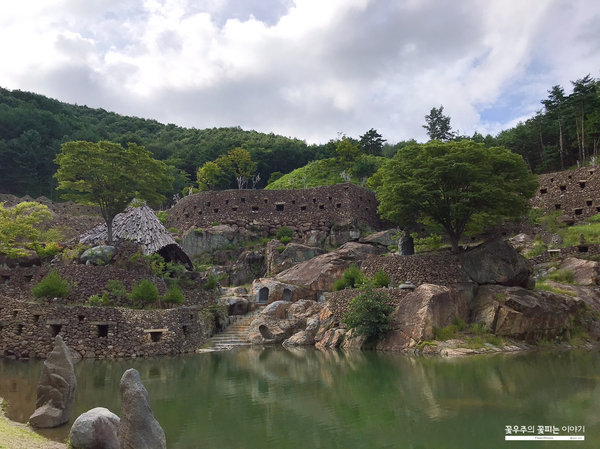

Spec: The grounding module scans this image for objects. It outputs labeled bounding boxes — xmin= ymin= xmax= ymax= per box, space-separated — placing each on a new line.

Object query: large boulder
xmin=29 ymin=335 xmax=77 ymax=428
xmin=282 ymin=318 xmax=321 ymax=347
xmin=181 ymin=225 xmax=258 ymax=257
xmin=471 ymin=284 xmax=584 ymax=339
xmin=459 ymin=238 xmax=531 ymax=287
xmin=69 ymin=407 xmax=120 ymax=449
xmin=276 ymin=242 xmax=385 ymax=292
xmin=80 ymin=246 xmax=116 ymax=266
xmin=359 ymin=229 xmax=398 ymax=247
xmin=266 ymin=240 xmax=327 ymax=276
xmin=377 ymin=284 xmax=470 ymax=351
xmin=558 ymin=258 xmax=600 ymax=285
xmin=0 ymin=249 xmax=41 ymax=268
xmin=118 ymin=368 xmax=166 ymax=449
xmin=229 ymin=250 xmax=265 ymax=286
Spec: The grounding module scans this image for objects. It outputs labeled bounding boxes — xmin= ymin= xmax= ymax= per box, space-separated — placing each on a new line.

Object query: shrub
xmin=129 ymin=279 xmax=159 ymax=308
xmin=163 ymin=286 xmax=185 ymax=305
xmin=88 ymin=292 xmax=110 ymax=306
xmin=204 ymin=274 xmax=218 ymax=290
xmin=275 ymin=226 xmax=293 ymax=240
xmin=343 ymin=264 xmax=365 ymax=288
xmin=452 ymin=317 xmax=467 ymax=331
xmin=278 ymin=246 xmax=286 ymax=253
xmin=35 ymin=242 xmax=62 ymax=259
xmin=168 ymin=227 xmax=179 ymax=234
xmin=412 ymin=233 xmax=443 ymax=252
xmin=525 ymin=243 xmax=548 ymax=259
xmin=471 ymin=323 xmax=490 ymax=335
xmin=280 ymin=236 xmax=292 ymax=244
xmin=107 ymin=279 xmax=127 ymax=299
xmin=156 ymin=210 xmax=168 ymax=225
xmin=32 ymin=269 xmax=71 ymax=298
xmin=548 ymin=269 xmax=575 ymax=284
xmin=343 ymin=287 xmax=394 ymax=346
xmin=372 ymin=269 xmax=390 ymax=288
xmin=333 ymin=278 xmax=349 ymax=291
xmin=433 ymin=325 xmax=458 ymax=341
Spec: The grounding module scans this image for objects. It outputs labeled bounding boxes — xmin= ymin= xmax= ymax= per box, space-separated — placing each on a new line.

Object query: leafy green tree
xmin=215 ymin=147 xmax=257 ymax=189
xmin=343 ymin=286 xmax=394 ymax=347
xmin=359 ymin=128 xmax=386 ymax=156
xmin=351 ymin=155 xmax=378 ymax=186
xmin=335 ymin=137 xmax=361 ymax=162
xmin=0 ymin=201 xmax=51 ymax=258
xmin=197 ymin=161 xmax=227 ymax=191
xmin=370 ymin=140 xmax=538 ymax=253
xmin=423 ymin=105 xmax=455 ymax=141
xmin=54 ymin=141 xmax=173 ymax=244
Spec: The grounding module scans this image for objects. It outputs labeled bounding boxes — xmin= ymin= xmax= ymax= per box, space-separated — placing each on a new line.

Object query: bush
xmin=548 ymin=268 xmax=575 ymax=284
xmin=280 ymin=236 xmax=292 ymax=244
xmin=129 ymin=279 xmax=159 ymax=308
xmin=107 ymin=279 xmax=127 ymax=299
xmin=278 ymin=246 xmax=286 ymax=253
xmin=35 ymin=242 xmax=62 ymax=259
xmin=88 ymin=292 xmax=110 ymax=306
xmin=342 ymin=287 xmax=394 ymax=346
xmin=275 ymin=226 xmax=293 ymax=240
xmin=163 ymin=286 xmax=185 ymax=305
xmin=433 ymin=325 xmax=458 ymax=341
xmin=471 ymin=323 xmax=490 ymax=336
xmin=372 ymin=269 xmax=390 ymax=288
xmin=156 ymin=210 xmax=168 ymax=225
xmin=333 ymin=264 xmax=366 ymax=291
xmin=32 ymin=269 xmax=71 ymax=298
xmin=204 ymin=274 xmax=218 ymax=290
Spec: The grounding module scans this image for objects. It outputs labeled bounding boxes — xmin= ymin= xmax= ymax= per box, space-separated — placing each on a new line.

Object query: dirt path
xmin=0 ymin=399 xmax=66 ymax=449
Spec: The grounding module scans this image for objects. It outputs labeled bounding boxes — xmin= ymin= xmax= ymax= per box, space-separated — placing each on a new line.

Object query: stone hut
xmin=79 ymin=206 xmax=192 ymax=268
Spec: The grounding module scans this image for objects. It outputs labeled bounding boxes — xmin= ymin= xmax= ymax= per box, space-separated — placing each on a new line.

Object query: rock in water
xmin=70 ymin=407 xmax=120 ymax=449
xmin=29 ymin=335 xmax=77 ymax=428
xmin=118 ymin=369 xmax=166 ymax=449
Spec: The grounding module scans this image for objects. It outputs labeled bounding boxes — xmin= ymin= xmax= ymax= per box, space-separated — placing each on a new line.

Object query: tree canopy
xmin=370 ymin=140 xmax=538 ymax=252
xmin=423 ymin=105 xmax=455 ymax=141
xmin=0 ymin=201 xmax=51 ymax=258
xmin=54 ymin=141 xmax=173 ymax=244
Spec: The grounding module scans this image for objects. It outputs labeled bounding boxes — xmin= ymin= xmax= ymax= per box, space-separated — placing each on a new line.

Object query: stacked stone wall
xmin=361 ymin=253 xmax=471 ymax=286
xmin=326 ymin=288 xmax=411 ymax=320
xmin=167 ymin=184 xmax=386 ymax=236
xmin=534 ymin=166 xmax=600 ymax=221
xmin=0 ymin=296 xmax=208 ymax=359
xmin=529 ymin=244 xmax=600 ymax=265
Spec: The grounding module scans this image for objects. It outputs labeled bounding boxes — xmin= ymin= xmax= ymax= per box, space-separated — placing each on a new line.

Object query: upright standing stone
xmin=398 ymin=236 xmax=414 ymax=256
xmin=118 ymin=369 xmax=166 ymax=449
xmin=29 ymin=335 xmax=77 ymax=428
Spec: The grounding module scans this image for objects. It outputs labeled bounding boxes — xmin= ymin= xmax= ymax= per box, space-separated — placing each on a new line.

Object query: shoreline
xmin=0 ymin=398 xmax=67 ymax=449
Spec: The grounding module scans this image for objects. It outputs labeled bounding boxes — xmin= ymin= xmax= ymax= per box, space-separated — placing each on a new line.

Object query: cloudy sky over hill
xmin=1 ymin=0 xmax=599 ymax=143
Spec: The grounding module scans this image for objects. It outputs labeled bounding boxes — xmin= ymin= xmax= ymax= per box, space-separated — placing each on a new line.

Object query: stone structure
xmin=0 ymin=295 xmax=208 ymax=359
xmin=29 ymin=335 xmax=77 ymax=428
xmin=534 ymin=166 xmax=600 ymax=221
xmin=166 ymin=184 xmax=387 ymax=236
xmin=118 ymin=368 xmax=166 ymax=449
xmin=69 ymin=407 xmax=120 ymax=449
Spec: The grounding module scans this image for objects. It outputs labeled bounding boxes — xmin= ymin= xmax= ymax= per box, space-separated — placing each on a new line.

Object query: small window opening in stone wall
xmin=258 ymin=287 xmax=269 ymax=303
xmin=313 ymin=198 xmax=316 ymax=203
xmin=591 ymin=170 xmax=595 ymax=175
xmin=264 ymin=198 xmax=268 ymax=203
xmin=241 ymin=197 xmax=246 ymax=203
xmin=555 ymin=204 xmax=561 ymax=210
xmin=596 ymin=207 xmax=600 ymax=212
xmin=575 ymin=209 xmax=583 ymax=216
xmin=579 ymin=182 xmax=586 ymax=189
xmin=78 ymin=315 xmax=85 ymax=322
xmin=214 ymin=208 xmax=219 ymax=213
xmin=276 ymin=204 xmax=284 ymax=211
xmin=259 ymin=325 xmax=273 ymax=339
xmin=283 ymin=288 xmax=292 ymax=301
xmin=13 ymin=310 xmax=18 ymax=318
xmin=150 ymin=331 xmax=162 ymax=342
xmin=190 ymin=313 xmax=195 ymax=320
xmin=184 ymin=213 xmax=189 ymax=218
xmin=193 ymin=205 xmax=197 ymax=209
xmin=328 ymin=196 xmax=332 ymax=201
xmin=24 ymin=275 xmax=33 ymax=282
xmin=225 ymin=200 xmax=229 ymax=204
xmin=568 ymin=175 xmax=572 ymax=179
xmin=365 ymin=207 xmax=369 ymax=211
xmin=550 ymin=178 xmax=554 ymax=182
xmin=252 ymin=206 xmax=259 ymax=211
xmin=540 ymin=188 xmax=547 ymax=194
xmin=587 ymin=200 xmax=593 ymax=206
xmin=319 ymin=205 xmax=324 ymax=210
xmin=579 ymin=246 xmax=589 ymax=253
xmin=291 ymin=200 xmax=296 ymax=204
xmin=336 ymin=203 xmax=341 ymax=208
xmin=206 ymin=201 xmax=211 ymax=207
xmin=97 ymin=325 xmax=108 ymax=338
xmin=17 ymin=324 xmax=24 ymax=335
xmin=198 ymin=211 xmax=202 ymax=215
xmin=51 ymin=324 xmax=62 ymax=337
xmin=359 ymin=196 xmax=363 ymax=201
xmin=182 ymin=325 xmax=189 ymax=339
xmin=1 ymin=275 xmax=9 ymax=284
xmin=33 ymin=314 xmax=40 ymax=323
xmin=344 ymin=186 xmax=349 ymax=190
xmin=301 ymin=206 xmax=307 ymax=211
xmin=231 ymin=206 xmax=238 ymax=212
xmin=560 ymin=185 xmax=566 ymax=191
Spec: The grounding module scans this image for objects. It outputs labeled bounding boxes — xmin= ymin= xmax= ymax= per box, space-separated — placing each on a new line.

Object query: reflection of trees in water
xmin=1 ymin=349 xmax=600 ymax=447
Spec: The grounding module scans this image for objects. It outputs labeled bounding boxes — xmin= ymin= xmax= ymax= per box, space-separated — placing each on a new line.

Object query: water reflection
xmin=1 ymin=348 xmax=599 ymax=448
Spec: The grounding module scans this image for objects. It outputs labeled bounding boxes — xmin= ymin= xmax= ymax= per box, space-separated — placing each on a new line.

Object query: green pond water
xmin=1 ymin=347 xmax=599 ymax=449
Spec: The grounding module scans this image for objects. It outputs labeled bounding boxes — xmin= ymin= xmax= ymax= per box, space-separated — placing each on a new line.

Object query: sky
xmin=0 ymin=0 xmax=599 ymax=144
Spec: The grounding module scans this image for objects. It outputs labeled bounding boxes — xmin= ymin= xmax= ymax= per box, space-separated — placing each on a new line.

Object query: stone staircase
xmin=208 ymin=307 xmax=262 ymax=351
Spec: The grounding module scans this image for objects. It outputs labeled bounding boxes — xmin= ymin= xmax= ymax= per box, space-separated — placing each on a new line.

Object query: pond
xmin=1 ymin=348 xmax=599 ymax=448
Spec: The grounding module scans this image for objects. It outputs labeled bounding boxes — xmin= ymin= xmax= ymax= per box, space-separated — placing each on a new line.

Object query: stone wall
xmin=361 ymin=253 xmax=471 ymax=286
xmin=167 ymin=184 xmax=387 ymax=236
xmin=0 ymin=295 xmax=208 ymax=359
xmin=529 ymin=244 xmax=600 ymax=265
xmin=534 ymin=166 xmax=600 ymax=221
xmin=326 ymin=288 xmax=411 ymax=320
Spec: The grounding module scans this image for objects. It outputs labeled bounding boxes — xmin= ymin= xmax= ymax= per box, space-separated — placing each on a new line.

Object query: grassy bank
xmin=0 ymin=399 xmax=66 ymax=449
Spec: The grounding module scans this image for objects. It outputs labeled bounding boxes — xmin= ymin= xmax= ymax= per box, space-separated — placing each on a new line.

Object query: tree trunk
xmin=450 ymin=235 xmax=461 ymax=253
xmin=559 ymin=118 xmax=564 ymax=169
xmin=107 ymin=217 xmax=114 ymax=245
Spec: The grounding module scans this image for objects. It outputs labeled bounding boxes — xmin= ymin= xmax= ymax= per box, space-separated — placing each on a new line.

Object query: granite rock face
xmin=69 ymin=407 xmax=120 ymax=449
xmin=118 ymin=368 xmax=166 ymax=449
xmin=80 ymin=246 xmax=116 ymax=266
xmin=29 ymin=335 xmax=77 ymax=428
xmin=558 ymin=257 xmax=600 ymax=285
xmin=459 ymin=238 xmax=531 ymax=287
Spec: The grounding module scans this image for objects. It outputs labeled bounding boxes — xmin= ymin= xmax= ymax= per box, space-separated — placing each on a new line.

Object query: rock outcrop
xmin=69 ymin=407 xmax=120 ymax=449
xmin=459 ymin=238 xmax=531 ymax=287
xmin=180 ymin=225 xmax=258 ymax=257
xmin=118 ymin=368 xmax=166 ymax=449
xmin=359 ymin=229 xmax=398 ymax=247
xmin=265 ymin=240 xmax=327 ymax=276
xmin=29 ymin=335 xmax=77 ymax=428
xmin=276 ymin=242 xmax=385 ymax=292
xmin=558 ymin=257 xmax=600 ymax=285
xmin=80 ymin=246 xmax=116 ymax=266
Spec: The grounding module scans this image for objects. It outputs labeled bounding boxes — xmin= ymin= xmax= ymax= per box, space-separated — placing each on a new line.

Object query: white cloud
xmin=0 ymin=0 xmax=599 ymax=144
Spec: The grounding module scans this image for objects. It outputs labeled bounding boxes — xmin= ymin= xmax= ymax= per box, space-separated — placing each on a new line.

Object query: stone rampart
xmin=534 ymin=166 xmax=600 ymax=221
xmin=167 ymin=184 xmax=386 ymax=236
xmin=0 ymin=296 xmax=208 ymax=359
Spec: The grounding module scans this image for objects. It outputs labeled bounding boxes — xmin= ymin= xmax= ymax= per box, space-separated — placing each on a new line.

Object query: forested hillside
xmin=0 ymin=88 xmax=327 ymax=198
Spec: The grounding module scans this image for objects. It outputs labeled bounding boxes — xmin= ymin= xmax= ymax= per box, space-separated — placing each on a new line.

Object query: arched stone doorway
xmin=259 ymin=325 xmax=274 ymax=339
xmin=258 ymin=287 xmax=269 ymax=303
xmin=283 ymin=288 xmax=292 ymax=301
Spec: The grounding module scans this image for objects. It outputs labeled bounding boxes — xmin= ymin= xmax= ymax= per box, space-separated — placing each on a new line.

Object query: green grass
xmin=535 ymin=281 xmax=577 ymax=297
xmin=547 ymin=268 xmax=575 ymax=284
xmin=524 ymin=242 xmax=548 ymax=258
xmin=560 ymin=221 xmax=600 ymax=246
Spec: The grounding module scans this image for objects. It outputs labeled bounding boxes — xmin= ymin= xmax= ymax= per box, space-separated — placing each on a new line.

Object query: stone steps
xmin=208 ymin=307 xmax=263 ymax=350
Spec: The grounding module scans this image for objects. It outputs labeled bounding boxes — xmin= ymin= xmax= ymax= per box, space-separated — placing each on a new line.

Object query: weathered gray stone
xmin=69 ymin=407 xmax=120 ymax=449
xmin=266 ymin=240 xmax=327 ymax=275
xmin=398 ymin=236 xmax=414 ymax=256
xmin=459 ymin=238 xmax=531 ymax=287
xmin=559 ymin=257 xmax=600 ymax=285
xmin=118 ymin=368 xmax=166 ymax=449
xmin=359 ymin=229 xmax=397 ymax=247
xmin=29 ymin=335 xmax=77 ymax=428
xmin=80 ymin=246 xmax=116 ymax=266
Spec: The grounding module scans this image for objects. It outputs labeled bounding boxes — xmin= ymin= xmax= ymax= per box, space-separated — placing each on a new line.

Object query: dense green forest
xmin=0 ymin=73 xmax=598 ymax=198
